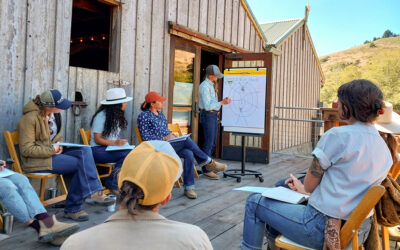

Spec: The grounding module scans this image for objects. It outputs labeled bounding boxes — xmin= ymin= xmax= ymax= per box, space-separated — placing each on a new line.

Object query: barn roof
xmin=260 ymin=18 xmax=303 ymax=46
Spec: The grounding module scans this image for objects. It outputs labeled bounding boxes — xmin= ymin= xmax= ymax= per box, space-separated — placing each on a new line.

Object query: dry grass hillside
xmin=319 ymin=37 xmax=400 ymax=110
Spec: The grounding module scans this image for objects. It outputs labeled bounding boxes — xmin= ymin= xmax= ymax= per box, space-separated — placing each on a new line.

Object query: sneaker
xmin=205 ymin=160 xmax=227 ymax=173
xmin=184 ymin=189 xmax=198 ymax=199
xmin=86 ymin=190 xmax=115 ymax=206
xmin=63 ymin=210 xmax=89 ymax=221
xmin=203 ymin=171 xmax=219 ymax=180
xmin=38 ymin=215 xmax=79 ymax=243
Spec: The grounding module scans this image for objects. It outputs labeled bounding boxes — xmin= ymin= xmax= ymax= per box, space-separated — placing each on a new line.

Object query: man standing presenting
xmin=199 ymin=65 xmax=231 ymax=178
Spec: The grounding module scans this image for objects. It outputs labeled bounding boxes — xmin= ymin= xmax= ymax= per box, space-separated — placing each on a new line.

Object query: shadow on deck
xmin=0 ymin=153 xmax=312 ymax=250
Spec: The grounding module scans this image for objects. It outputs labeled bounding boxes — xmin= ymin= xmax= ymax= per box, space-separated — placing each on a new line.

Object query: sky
xmin=246 ymin=0 xmax=400 ymax=56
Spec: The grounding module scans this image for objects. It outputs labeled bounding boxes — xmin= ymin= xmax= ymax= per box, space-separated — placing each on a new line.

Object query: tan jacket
xmin=17 ymin=100 xmax=62 ymax=172
xmin=61 ymin=209 xmax=213 ymax=250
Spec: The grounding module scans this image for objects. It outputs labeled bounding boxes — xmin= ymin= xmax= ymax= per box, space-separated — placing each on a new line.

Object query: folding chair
xmin=275 ymin=185 xmax=386 ymax=250
xmin=80 ymin=128 xmax=114 ymax=194
xmin=3 ymin=131 xmax=67 ymax=206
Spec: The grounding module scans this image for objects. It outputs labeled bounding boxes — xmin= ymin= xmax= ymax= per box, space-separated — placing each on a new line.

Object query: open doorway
xmin=197 ymin=49 xmax=220 ymax=155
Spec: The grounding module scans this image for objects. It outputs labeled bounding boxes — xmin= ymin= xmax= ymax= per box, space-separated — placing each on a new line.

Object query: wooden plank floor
xmin=0 ymin=153 xmax=312 ymax=250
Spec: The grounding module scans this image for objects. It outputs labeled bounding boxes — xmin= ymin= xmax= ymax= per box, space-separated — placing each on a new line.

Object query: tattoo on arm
xmin=309 ymin=157 xmax=324 ymax=178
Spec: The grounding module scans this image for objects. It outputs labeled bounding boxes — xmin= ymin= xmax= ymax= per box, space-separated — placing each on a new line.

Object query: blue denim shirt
xmin=199 ymin=78 xmax=221 ymax=111
xmin=137 ymin=110 xmax=171 ymax=141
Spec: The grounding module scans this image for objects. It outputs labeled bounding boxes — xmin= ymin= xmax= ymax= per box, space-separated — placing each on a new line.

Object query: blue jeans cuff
xmin=184 ymin=185 xmax=195 ymax=190
xmin=198 ymin=157 xmax=212 ymax=168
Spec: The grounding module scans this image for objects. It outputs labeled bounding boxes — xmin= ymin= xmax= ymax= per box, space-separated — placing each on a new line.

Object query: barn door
xmin=221 ymin=52 xmax=273 ymax=164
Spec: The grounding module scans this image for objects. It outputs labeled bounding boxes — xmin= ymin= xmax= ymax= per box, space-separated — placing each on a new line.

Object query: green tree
xmin=382 ymin=29 xmax=394 ymax=38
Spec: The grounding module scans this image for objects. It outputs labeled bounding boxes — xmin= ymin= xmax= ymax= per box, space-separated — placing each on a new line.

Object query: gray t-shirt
xmin=90 ymin=111 xmax=120 ymax=146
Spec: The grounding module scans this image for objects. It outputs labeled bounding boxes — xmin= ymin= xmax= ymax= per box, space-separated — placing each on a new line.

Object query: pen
xmin=117 ymin=134 xmax=122 ymax=139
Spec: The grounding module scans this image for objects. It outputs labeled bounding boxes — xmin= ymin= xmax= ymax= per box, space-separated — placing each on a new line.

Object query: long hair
xmin=118 ymin=181 xmax=158 ymax=215
xmin=337 ymin=79 xmax=384 ymax=123
xmin=379 ymin=132 xmax=399 ymax=165
xmin=90 ymin=104 xmax=127 ymax=137
xmin=33 ymin=95 xmax=48 ymax=118
xmin=140 ymin=101 xmax=151 ymax=111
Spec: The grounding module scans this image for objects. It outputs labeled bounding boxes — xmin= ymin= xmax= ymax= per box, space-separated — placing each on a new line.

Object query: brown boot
xmin=203 ymin=171 xmax=219 ymax=180
xmin=38 ymin=215 xmax=79 ymax=243
xmin=184 ymin=189 xmax=198 ymax=199
xmin=63 ymin=210 xmax=89 ymax=221
xmin=86 ymin=190 xmax=115 ymax=206
xmin=205 ymin=160 xmax=227 ymax=173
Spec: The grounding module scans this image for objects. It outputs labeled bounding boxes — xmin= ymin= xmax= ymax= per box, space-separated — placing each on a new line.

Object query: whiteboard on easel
xmin=221 ymin=67 xmax=267 ymax=135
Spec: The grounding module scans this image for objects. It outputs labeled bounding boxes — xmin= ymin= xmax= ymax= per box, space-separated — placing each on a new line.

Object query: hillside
xmin=319 ymin=37 xmax=400 ymax=110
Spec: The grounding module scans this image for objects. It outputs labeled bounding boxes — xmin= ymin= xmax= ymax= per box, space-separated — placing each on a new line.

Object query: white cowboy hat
xmin=374 ymin=101 xmax=400 ymax=134
xmin=101 ymin=88 xmax=133 ymax=105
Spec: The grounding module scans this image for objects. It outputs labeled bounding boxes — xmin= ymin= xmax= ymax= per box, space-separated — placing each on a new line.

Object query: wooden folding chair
xmin=275 ymin=185 xmax=386 ymax=250
xmin=3 ymin=131 xmax=68 ymax=206
xmin=80 ymin=128 xmax=114 ymax=194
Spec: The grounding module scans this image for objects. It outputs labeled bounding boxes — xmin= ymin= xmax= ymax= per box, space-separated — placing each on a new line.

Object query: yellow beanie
xmin=118 ymin=141 xmax=182 ymax=205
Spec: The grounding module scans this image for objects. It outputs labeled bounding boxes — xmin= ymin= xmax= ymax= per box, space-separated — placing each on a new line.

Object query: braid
xmin=118 ymin=181 xmax=157 ymax=215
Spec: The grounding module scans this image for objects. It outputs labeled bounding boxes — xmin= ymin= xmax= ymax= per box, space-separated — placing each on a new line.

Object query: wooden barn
xmin=0 ymin=0 xmax=322 ymax=163
xmin=260 ymin=10 xmax=325 ymax=155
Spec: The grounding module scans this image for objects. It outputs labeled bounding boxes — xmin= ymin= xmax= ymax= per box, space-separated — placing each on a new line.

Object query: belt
xmin=200 ymin=109 xmax=218 ymax=114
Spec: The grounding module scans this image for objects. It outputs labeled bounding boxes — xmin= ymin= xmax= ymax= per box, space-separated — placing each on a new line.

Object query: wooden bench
xmin=3 ymin=131 xmax=67 ymax=206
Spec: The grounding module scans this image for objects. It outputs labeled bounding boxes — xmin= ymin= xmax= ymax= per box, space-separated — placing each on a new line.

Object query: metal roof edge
xmin=273 ymin=18 xmax=304 ymax=46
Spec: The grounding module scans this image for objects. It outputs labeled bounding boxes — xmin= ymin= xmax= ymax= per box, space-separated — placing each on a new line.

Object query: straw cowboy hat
xmin=101 ymin=88 xmax=133 ymax=105
xmin=374 ymin=101 xmax=400 ymax=134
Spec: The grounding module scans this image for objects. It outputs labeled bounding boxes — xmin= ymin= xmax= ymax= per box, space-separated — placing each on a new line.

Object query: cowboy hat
xmin=101 ymin=88 xmax=133 ymax=105
xmin=374 ymin=101 xmax=400 ymax=134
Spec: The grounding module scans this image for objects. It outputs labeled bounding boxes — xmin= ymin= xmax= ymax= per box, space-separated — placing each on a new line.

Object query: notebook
xmin=233 ymin=186 xmax=309 ymax=204
xmin=57 ymin=142 xmax=89 ymax=147
xmin=167 ymin=133 xmax=191 ymax=143
xmin=106 ymin=143 xmax=135 ymax=151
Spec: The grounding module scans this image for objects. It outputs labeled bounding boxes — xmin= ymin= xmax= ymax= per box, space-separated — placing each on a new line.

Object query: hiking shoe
xmin=203 ymin=171 xmax=219 ymax=180
xmin=184 ymin=190 xmax=198 ymax=199
xmin=38 ymin=215 xmax=79 ymax=243
xmin=205 ymin=160 xmax=227 ymax=173
xmin=86 ymin=190 xmax=115 ymax=206
xmin=63 ymin=210 xmax=89 ymax=221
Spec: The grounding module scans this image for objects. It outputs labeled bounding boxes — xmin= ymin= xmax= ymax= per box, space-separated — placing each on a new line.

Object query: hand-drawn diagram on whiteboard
xmin=221 ymin=68 xmax=267 ymax=134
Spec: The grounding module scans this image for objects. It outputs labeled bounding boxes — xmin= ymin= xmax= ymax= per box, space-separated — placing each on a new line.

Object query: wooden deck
xmin=1 ymin=153 xmax=312 ymax=250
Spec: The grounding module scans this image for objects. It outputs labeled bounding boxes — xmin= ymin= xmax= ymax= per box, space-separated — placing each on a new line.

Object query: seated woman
xmin=90 ymin=88 xmax=133 ymax=194
xmin=17 ymin=89 xmax=114 ymax=222
xmin=137 ymin=91 xmax=227 ymax=199
xmin=0 ymin=160 xmax=78 ymax=245
xmin=240 ymin=79 xmax=394 ymax=250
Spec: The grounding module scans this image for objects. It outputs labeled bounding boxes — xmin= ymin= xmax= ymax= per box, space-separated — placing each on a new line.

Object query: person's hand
xmin=115 ymin=137 xmax=128 ymax=146
xmin=164 ymin=133 xmax=176 ymax=140
xmin=220 ymin=97 xmax=231 ymax=105
xmin=53 ymin=142 xmax=60 ymax=153
xmin=55 ymin=146 xmax=63 ymax=155
xmin=285 ymin=174 xmax=309 ymax=195
xmin=0 ymin=160 xmax=5 ymax=171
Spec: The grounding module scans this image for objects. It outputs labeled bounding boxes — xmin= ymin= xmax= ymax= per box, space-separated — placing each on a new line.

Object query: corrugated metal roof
xmin=260 ymin=18 xmax=304 ymax=46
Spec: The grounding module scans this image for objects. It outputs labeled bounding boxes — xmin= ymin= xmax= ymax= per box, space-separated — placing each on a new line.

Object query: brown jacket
xmin=17 ymin=100 xmax=62 ymax=172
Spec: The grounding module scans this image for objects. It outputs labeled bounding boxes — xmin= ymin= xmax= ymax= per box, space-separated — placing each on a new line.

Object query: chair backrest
xmin=80 ymin=128 xmax=91 ymax=146
xmin=340 ymin=185 xmax=385 ymax=248
xmin=389 ymin=162 xmax=400 ymax=180
xmin=135 ymin=126 xmax=143 ymax=143
xmin=3 ymin=131 xmax=24 ymax=174
xmin=168 ymin=123 xmax=183 ymax=136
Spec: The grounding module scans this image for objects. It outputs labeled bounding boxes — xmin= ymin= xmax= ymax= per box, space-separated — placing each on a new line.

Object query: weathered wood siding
xmin=270 ymin=24 xmax=322 ymax=151
xmin=0 ymin=0 xmax=266 ymax=158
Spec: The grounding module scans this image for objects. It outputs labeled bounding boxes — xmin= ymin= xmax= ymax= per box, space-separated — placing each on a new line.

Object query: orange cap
xmin=142 ymin=91 xmax=166 ymax=108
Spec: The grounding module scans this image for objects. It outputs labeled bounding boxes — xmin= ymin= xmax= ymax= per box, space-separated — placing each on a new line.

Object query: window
xmin=69 ymin=0 xmax=120 ymax=71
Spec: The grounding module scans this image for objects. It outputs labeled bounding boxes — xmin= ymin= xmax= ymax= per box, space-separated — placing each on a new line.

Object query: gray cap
xmin=205 ymin=65 xmax=224 ymax=79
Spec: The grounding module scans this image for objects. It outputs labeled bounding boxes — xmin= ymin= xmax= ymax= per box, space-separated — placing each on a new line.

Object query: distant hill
xmin=319 ymin=37 xmax=400 ymax=111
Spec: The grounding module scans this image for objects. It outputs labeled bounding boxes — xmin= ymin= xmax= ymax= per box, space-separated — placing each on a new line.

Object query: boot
xmin=86 ymin=190 xmax=115 ymax=206
xmin=205 ymin=160 xmax=227 ymax=173
xmin=38 ymin=215 xmax=79 ymax=243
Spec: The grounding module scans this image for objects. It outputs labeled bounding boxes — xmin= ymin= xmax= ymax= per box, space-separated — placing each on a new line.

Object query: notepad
xmin=167 ymin=133 xmax=191 ymax=143
xmin=233 ymin=186 xmax=309 ymax=204
xmin=261 ymin=186 xmax=309 ymax=204
xmin=106 ymin=143 xmax=135 ymax=151
xmin=0 ymin=168 xmax=15 ymax=178
xmin=56 ymin=142 xmax=89 ymax=148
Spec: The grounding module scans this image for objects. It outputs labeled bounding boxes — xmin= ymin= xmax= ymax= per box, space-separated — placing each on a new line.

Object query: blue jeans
xmin=0 ymin=173 xmax=46 ymax=223
xmin=50 ymin=147 xmax=102 ymax=213
xmin=91 ymin=146 xmax=131 ymax=190
xmin=170 ymin=137 xmax=211 ymax=190
xmin=200 ymin=111 xmax=218 ymax=172
xmin=240 ymin=193 xmax=372 ymax=250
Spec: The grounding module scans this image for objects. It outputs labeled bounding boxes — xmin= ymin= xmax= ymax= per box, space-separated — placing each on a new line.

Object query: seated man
xmin=61 ymin=141 xmax=213 ymax=250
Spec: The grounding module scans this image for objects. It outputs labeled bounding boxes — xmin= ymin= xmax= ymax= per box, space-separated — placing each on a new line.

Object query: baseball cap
xmin=118 ymin=140 xmax=183 ymax=206
xmin=40 ymin=89 xmax=72 ymax=110
xmin=142 ymin=91 xmax=167 ymax=108
xmin=205 ymin=65 xmax=224 ymax=79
